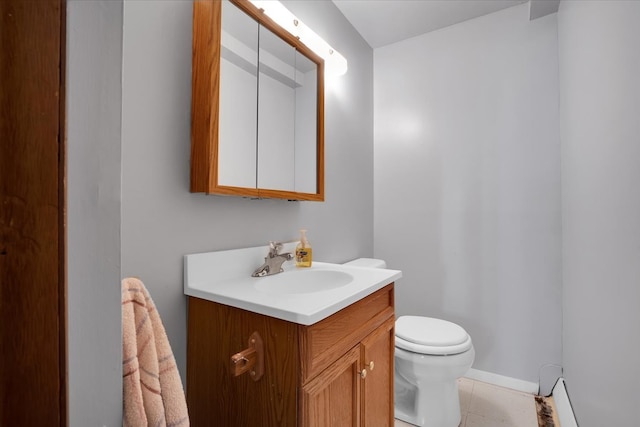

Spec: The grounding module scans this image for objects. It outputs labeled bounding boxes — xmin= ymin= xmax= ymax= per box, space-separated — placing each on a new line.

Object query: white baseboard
xmin=464 ymin=368 xmax=539 ymax=394
xmin=552 ymin=378 xmax=578 ymax=427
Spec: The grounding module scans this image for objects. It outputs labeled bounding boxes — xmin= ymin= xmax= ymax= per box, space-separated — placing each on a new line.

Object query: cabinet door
xmin=360 ymin=317 xmax=395 ymax=426
xmin=301 ymin=345 xmax=361 ymax=427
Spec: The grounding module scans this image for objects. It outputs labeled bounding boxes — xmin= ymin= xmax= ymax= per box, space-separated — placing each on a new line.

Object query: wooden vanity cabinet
xmin=186 ymin=283 xmax=395 ymax=426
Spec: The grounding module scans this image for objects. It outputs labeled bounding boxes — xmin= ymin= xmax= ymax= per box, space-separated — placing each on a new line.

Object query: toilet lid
xmin=395 ymin=316 xmax=472 ymax=355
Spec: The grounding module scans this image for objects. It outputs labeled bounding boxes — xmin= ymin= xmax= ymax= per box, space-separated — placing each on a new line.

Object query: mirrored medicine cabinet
xmin=190 ymin=0 xmax=325 ymax=201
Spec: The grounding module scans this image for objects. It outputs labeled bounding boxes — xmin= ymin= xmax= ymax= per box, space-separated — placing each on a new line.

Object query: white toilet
xmin=344 ymin=258 xmax=475 ymax=427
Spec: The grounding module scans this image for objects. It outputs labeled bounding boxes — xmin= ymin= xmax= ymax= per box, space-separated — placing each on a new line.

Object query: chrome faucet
xmin=251 ymin=242 xmax=294 ymax=277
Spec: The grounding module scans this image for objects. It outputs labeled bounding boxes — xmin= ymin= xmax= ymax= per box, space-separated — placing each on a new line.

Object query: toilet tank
xmin=343 ymin=258 xmax=386 ymax=269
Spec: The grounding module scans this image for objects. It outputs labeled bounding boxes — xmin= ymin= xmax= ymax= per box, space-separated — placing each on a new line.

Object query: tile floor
xmin=395 ymin=377 xmax=539 ymax=427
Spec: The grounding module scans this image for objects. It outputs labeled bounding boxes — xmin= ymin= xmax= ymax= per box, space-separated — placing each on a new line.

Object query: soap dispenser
xmin=295 ymin=229 xmax=312 ymax=268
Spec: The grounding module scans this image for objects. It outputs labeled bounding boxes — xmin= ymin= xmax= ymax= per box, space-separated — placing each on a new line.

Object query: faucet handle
xmin=268 ymin=241 xmax=283 ymax=256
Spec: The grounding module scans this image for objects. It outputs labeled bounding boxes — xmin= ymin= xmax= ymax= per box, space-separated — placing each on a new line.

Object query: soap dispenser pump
xmin=295 ymin=229 xmax=312 ymax=268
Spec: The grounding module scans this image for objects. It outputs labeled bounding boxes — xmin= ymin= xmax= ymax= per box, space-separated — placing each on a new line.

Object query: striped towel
xmin=122 ymin=278 xmax=189 ymax=427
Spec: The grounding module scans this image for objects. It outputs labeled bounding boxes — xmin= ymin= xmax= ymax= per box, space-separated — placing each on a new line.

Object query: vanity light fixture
xmin=249 ymin=0 xmax=348 ymax=76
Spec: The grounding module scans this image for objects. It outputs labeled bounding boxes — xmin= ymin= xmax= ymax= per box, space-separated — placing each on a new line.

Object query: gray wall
xmin=66 ymin=1 xmax=371 ymax=424
xmin=67 ymin=1 xmax=123 ymax=425
xmin=120 ymin=0 xmax=374 ymax=389
xmin=558 ymin=1 xmax=640 ymax=425
xmin=374 ymin=4 xmax=562 ymax=384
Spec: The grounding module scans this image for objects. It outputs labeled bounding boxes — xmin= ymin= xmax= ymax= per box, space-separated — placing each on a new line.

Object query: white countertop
xmin=184 ymin=246 xmax=401 ymax=325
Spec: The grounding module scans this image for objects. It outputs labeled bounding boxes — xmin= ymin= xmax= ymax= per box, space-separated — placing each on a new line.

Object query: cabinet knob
xmin=359 ymin=368 xmax=367 ymax=379
xmin=368 ymin=361 xmax=375 ymax=371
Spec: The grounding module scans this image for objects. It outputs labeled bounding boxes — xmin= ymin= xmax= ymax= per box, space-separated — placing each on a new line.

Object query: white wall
xmin=67 ymin=1 xmax=123 ymax=425
xmin=120 ymin=0 xmax=373 ymax=390
xmin=374 ymin=4 xmax=562 ymax=384
xmin=558 ymin=1 xmax=640 ymax=425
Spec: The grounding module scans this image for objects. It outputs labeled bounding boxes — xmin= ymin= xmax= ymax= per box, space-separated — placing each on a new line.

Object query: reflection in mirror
xmin=218 ymin=1 xmax=258 ymax=188
xmin=294 ymin=51 xmax=318 ymax=194
xmin=257 ymin=24 xmax=296 ymax=191
xmin=220 ymin=3 xmax=319 ymax=194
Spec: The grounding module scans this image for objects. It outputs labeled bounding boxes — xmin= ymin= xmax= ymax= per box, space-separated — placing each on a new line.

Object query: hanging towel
xmin=122 ymin=277 xmax=189 ymax=427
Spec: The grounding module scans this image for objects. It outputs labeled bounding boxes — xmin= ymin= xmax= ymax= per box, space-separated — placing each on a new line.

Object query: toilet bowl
xmin=343 ymin=258 xmax=475 ymax=427
xmin=395 ymin=316 xmax=474 ymax=427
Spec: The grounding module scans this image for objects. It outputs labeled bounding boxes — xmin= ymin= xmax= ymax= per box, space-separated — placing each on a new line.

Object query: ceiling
xmin=331 ymin=0 xmax=530 ymax=48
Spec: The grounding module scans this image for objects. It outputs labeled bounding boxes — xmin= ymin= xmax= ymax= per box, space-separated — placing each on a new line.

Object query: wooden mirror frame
xmin=190 ymin=0 xmax=325 ymax=201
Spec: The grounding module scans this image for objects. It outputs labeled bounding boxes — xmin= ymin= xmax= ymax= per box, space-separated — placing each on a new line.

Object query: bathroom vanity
xmin=184 ymin=246 xmax=401 ymax=426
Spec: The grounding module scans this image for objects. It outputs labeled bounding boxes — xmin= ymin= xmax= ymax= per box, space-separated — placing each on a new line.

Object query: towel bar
xmin=230 ymin=331 xmax=264 ymax=381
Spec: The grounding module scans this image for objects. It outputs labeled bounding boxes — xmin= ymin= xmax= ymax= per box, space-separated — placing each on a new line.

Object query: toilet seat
xmin=395 ymin=316 xmax=472 ymax=356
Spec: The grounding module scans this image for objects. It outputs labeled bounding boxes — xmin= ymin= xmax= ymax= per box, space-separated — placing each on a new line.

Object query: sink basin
xmin=184 ymin=244 xmax=402 ymax=324
xmin=255 ymin=269 xmax=354 ymax=294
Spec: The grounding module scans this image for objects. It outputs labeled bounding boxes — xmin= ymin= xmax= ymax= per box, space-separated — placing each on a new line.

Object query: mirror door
xmin=257 ymin=23 xmax=296 ymax=191
xmin=218 ymin=0 xmax=258 ymax=188
xmin=293 ymin=50 xmax=318 ymax=194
